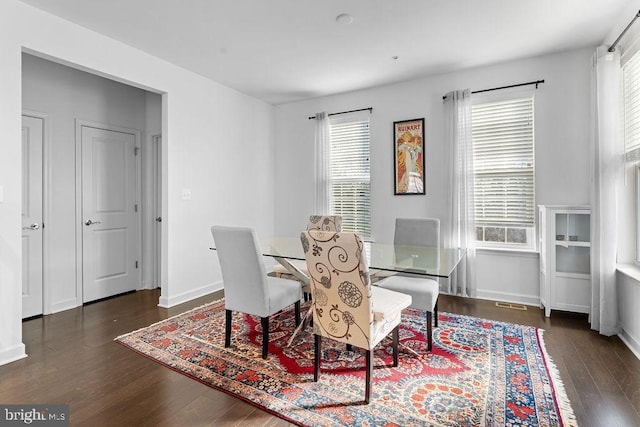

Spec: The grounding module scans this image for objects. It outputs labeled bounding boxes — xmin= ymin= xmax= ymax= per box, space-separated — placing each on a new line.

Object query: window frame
xmin=471 ymin=91 xmax=536 ymax=251
xmin=328 ymin=112 xmax=372 ymax=238
xmin=636 ymin=165 xmax=640 ymax=264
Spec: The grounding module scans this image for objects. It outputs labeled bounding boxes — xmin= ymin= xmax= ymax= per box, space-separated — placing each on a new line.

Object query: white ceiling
xmin=17 ymin=0 xmax=635 ymax=105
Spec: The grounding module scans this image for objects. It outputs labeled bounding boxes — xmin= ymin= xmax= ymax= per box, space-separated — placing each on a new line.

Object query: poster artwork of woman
xmin=397 ymin=131 xmax=424 ymax=193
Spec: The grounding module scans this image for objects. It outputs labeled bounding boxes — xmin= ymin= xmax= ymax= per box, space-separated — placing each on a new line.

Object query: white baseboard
xmin=619 ymin=328 xmax=640 ymax=361
xmin=0 ymin=343 xmax=27 ymax=367
xmin=474 ymin=289 xmax=540 ymax=307
xmin=158 ymin=282 xmax=222 ymax=308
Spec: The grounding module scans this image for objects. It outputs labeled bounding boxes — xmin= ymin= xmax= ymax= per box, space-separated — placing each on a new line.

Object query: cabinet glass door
xmin=555 ymin=213 xmax=590 ymax=242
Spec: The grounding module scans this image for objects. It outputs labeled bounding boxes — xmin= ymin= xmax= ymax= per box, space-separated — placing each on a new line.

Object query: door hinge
xmin=135 ymin=261 xmax=139 ymax=269
xmin=134 ymin=147 xmax=140 ymax=156
xmin=135 ymin=204 xmax=138 ymax=212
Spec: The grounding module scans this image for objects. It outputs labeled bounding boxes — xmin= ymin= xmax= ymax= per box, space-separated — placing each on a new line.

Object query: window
xmin=623 ymin=51 xmax=640 ymax=261
xmin=471 ymin=96 xmax=535 ymax=248
xmin=329 ymin=116 xmax=371 ymax=238
xmin=624 ymin=50 xmax=640 ymax=159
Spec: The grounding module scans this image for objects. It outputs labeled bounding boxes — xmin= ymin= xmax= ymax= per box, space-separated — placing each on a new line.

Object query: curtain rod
xmin=308 ymin=107 xmax=372 ymax=120
xmin=442 ymin=79 xmax=545 ymax=100
xmin=608 ymin=10 xmax=640 ymax=52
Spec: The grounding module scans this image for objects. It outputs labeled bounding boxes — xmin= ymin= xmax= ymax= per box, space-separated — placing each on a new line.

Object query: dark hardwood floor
xmin=1 ymin=289 xmax=639 ymax=426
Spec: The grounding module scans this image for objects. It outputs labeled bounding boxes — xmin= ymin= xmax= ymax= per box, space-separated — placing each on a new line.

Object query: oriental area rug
xmin=115 ymin=299 xmax=577 ymax=426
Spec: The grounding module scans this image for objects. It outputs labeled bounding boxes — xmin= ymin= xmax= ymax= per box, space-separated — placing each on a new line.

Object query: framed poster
xmin=394 ymin=118 xmax=425 ymax=195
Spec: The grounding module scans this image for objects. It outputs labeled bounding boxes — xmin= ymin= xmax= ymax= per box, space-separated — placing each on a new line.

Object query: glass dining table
xmin=256 ymin=237 xmax=466 ymax=347
xmin=260 ymin=237 xmax=466 ymax=282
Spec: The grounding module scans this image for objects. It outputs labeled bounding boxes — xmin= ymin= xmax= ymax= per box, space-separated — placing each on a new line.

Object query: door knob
xmin=22 ymin=223 xmax=40 ymax=230
xmin=84 ymin=219 xmax=102 ymax=226
xmin=155 ymin=217 xmax=162 ymax=222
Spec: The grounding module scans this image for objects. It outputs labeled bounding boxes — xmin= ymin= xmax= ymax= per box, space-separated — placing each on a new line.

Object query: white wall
xmin=618 ymin=271 xmax=640 ymax=359
xmin=274 ymin=48 xmax=593 ymax=304
xmin=0 ymin=0 xmax=275 ymax=365
xmin=475 ymin=250 xmax=540 ymax=305
xmin=22 ymin=53 xmax=153 ymax=312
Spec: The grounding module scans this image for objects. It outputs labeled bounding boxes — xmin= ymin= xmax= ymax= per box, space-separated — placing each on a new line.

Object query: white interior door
xmin=22 ymin=115 xmax=44 ymax=318
xmin=81 ymin=125 xmax=138 ymax=302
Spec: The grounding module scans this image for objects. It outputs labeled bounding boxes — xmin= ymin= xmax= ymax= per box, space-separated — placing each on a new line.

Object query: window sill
xmin=616 ymin=263 xmax=640 ymax=283
xmin=476 ymin=246 xmax=539 ymax=256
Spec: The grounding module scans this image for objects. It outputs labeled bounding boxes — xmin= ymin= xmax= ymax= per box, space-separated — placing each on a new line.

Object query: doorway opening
xmin=21 ymin=52 xmax=163 ymax=316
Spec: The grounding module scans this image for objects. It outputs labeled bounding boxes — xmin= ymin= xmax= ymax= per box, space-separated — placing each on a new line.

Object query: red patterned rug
xmin=115 ymin=299 xmax=577 ymax=426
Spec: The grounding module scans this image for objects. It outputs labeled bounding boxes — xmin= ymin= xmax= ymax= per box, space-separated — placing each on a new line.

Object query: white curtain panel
xmin=589 ymin=47 xmax=622 ymax=336
xmin=443 ymin=89 xmax=476 ymax=297
xmin=314 ymin=112 xmax=330 ymax=215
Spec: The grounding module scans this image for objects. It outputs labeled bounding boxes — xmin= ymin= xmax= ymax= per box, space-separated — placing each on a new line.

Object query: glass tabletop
xmin=259 ymin=237 xmax=466 ymax=278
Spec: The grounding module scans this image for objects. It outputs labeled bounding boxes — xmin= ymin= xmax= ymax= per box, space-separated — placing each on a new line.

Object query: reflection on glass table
xmin=259 ymin=237 xmax=465 ymax=279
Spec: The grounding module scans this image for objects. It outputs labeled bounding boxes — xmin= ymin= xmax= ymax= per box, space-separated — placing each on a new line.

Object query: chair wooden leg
xmin=225 ymin=309 xmax=232 ymax=348
xmin=314 ymin=334 xmax=321 ymax=382
xmin=294 ymin=301 xmax=301 ymax=326
xmin=434 ymin=298 xmax=439 ymax=327
xmin=261 ymin=316 xmax=269 ymax=359
xmin=426 ymin=311 xmax=433 ymax=352
xmin=392 ymin=326 xmax=399 ymax=367
xmin=365 ymin=349 xmax=373 ymax=404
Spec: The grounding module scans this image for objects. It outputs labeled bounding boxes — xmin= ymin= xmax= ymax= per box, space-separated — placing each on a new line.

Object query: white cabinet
xmin=538 ymin=205 xmax=591 ymax=317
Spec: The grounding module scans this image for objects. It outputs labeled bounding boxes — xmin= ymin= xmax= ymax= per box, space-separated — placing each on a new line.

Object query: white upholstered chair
xmin=377 ymin=218 xmax=440 ymax=351
xmin=211 ymin=225 xmax=302 ymax=359
xmin=300 ymin=230 xmax=412 ymax=404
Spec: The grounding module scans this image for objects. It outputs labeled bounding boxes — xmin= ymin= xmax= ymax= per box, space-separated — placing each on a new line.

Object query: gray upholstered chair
xmin=376 ymin=218 xmax=440 ymax=351
xmin=270 ymin=215 xmax=342 ymax=299
xmin=211 ymin=225 xmax=302 ymax=359
xmin=300 ymin=230 xmax=411 ymax=404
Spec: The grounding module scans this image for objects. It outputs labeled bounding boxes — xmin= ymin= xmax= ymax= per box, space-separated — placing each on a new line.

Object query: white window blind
xmin=472 ymin=97 xmax=535 ymax=229
xmin=623 ymin=51 xmax=640 ymax=158
xmin=624 ymin=49 xmax=640 ymax=262
xmin=329 ymin=118 xmax=371 ymax=237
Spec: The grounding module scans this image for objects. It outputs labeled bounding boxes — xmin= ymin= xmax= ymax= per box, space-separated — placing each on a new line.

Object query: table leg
xmin=273 ymin=256 xmax=309 ymax=286
xmin=273 ymin=256 xmax=312 ymax=347
xmin=287 ymin=305 xmax=313 ymax=347
xmin=399 ymin=342 xmax=420 ymax=357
